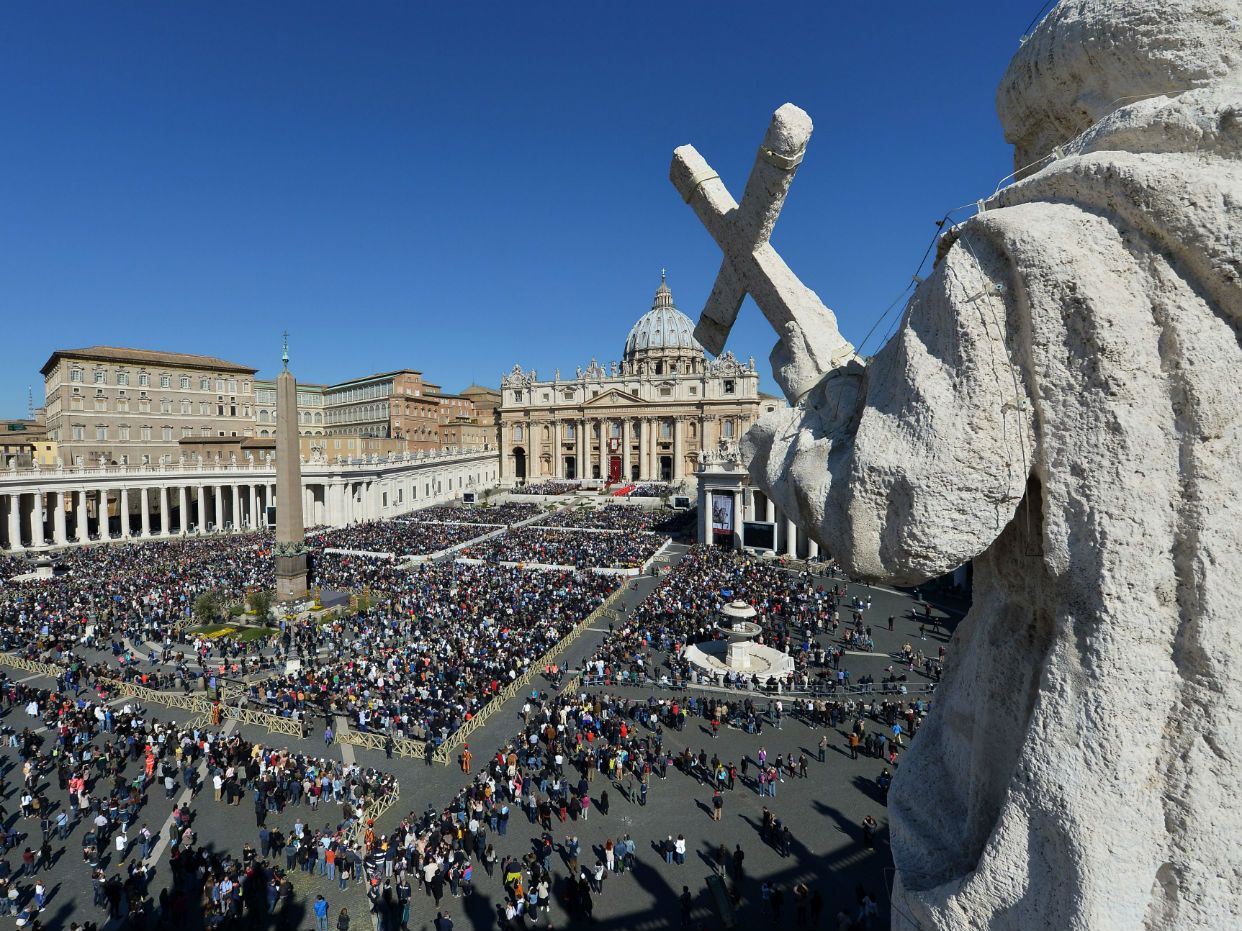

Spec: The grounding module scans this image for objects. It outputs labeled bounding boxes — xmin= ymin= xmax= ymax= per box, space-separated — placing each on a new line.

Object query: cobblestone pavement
xmin=0 ymin=546 xmax=963 ymax=931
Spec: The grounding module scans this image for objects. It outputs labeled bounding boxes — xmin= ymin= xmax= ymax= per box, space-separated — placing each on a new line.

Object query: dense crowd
xmin=580 ymin=546 xmax=893 ymax=692
xmin=461 ymin=527 xmax=664 ymax=569
xmin=622 ymin=482 xmax=675 ymax=497
xmin=308 ymin=522 xmax=491 ymax=558
xmin=536 ymin=504 xmax=685 ymax=533
xmin=252 ymin=562 xmax=619 ymax=743
xmin=406 ymin=503 xmax=541 ymax=525
xmin=513 ymin=482 xmax=581 ymax=496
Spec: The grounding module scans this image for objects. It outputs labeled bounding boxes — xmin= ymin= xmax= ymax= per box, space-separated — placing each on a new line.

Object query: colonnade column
xmin=178 ymin=487 xmax=188 ymax=534
xmin=76 ymin=490 xmax=88 ymax=544
xmin=159 ymin=486 xmax=169 ymax=535
xmin=700 ymin=488 xmax=712 ymax=545
xmin=785 ymin=518 xmax=797 ymax=557
xmin=114 ymin=487 xmax=127 ymax=539
xmin=31 ymin=492 xmax=45 ymax=548
xmin=808 ymin=538 xmax=820 ymax=559
xmin=53 ymin=492 xmax=67 ymax=546
xmin=140 ymin=487 xmax=151 ymax=537
xmin=250 ymin=485 xmax=259 ymax=529
xmin=733 ymin=489 xmax=743 ymax=552
xmin=213 ymin=485 xmax=223 ymax=530
xmin=6 ymin=495 xmax=22 ymax=551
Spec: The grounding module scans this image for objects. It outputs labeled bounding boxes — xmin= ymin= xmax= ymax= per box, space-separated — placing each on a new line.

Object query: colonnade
xmin=0 ymin=449 xmax=501 ymax=553
xmin=697 ymin=484 xmax=821 ymax=560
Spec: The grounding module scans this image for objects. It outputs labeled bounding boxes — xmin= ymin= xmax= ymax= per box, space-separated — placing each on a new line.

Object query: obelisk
xmin=274 ymin=333 xmax=308 ymax=600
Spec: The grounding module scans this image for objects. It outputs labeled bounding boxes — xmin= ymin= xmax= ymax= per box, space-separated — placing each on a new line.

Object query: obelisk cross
xmin=670 ymin=103 xmax=856 ymax=403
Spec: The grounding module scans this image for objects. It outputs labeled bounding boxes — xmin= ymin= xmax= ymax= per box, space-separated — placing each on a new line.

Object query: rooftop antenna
xmin=282 ymin=331 xmax=290 ymax=370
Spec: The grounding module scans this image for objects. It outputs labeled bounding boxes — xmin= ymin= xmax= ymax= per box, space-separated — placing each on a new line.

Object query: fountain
xmin=682 ymin=599 xmax=794 ymax=682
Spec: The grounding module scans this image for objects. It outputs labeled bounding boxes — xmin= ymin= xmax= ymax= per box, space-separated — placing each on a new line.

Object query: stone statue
xmin=672 ymin=2 xmax=1241 ymax=929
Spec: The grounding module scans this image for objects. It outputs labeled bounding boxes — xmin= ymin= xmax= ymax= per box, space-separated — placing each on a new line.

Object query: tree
xmin=193 ymin=590 xmax=221 ymax=624
xmin=249 ymin=590 xmax=274 ymax=621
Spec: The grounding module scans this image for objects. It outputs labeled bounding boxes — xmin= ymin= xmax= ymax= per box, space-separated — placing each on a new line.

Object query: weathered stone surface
xmin=680 ymin=2 xmax=1242 ymax=928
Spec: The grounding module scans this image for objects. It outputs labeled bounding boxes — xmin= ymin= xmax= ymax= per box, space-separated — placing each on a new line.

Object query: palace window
xmin=723 ymin=419 xmax=735 ymax=438
xmin=70 ymin=369 xmax=82 ymax=383
xmin=119 ymin=425 xmax=131 ymax=441
xmin=95 ymin=425 xmax=107 ymax=441
xmin=182 ymin=427 xmax=192 ymax=438
xmin=161 ymin=374 xmax=171 ymax=388
xmin=140 ymin=426 xmax=152 ymax=442
xmin=94 ymin=370 xmax=106 ymax=384
xmin=161 ymin=398 xmax=171 ymax=413
xmin=138 ymin=373 xmax=149 ymax=387
xmin=72 ymin=425 xmax=84 ymax=441
xmin=181 ymin=399 xmax=191 ymax=414
xmin=116 ymin=372 xmax=128 ymax=386
xmin=181 ymin=376 xmax=191 ymax=389
xmin=162 ymin=426 xmax=173 ymax=441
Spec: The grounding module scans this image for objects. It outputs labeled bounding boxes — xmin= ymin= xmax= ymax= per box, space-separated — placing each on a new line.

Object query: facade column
xmin=140 ymin=487 xmax=151 ymax=537
xmin=673 ymin=417 xmax=685 ymax=481
xmin=76 ymin=490 xmax=89 ymax=544
xmin=6 ymin=495 xmax=22 ymax=551
xmin=53 ymin=491 xmax=67 ymax=546
xmin=551 ymin=420 xmax=562 ymax=479
xmin=622 ymin=419 xmax=631 ymax=482
xmin=700 ymin=487 xmax=712 ymax=545
xmin=178 ymin=486 xmax=188 ymax=533
xmin=577 ymin=420 xmax=587 ymax=481
xmin=595 ymin=419 xmax=605 ymax=481
xmin=31 ymin=492 xmax=46 ymax=548
xmin=641 ymin=418 xmax=651 ymax=480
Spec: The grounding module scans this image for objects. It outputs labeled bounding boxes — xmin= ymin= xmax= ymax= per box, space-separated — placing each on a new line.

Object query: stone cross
xmin=670 ymin=102 xmax=856 ymax=402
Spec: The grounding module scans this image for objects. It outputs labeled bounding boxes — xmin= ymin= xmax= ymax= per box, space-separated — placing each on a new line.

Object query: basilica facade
xmin=499 ymin=276 xmax=781 ymax=485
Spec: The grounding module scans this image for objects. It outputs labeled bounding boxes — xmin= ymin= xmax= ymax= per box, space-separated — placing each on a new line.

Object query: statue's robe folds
xmin=745 ymin=85 xmax=1241 ymax=930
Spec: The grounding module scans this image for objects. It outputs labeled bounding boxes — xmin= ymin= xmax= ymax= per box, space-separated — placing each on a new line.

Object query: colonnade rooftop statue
xmin=671 ymin=1 xmax=1240 ymax=928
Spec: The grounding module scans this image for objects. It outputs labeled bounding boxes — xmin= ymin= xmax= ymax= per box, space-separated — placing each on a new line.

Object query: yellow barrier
xmin=336 ymin=727 xmax=425 ymax=759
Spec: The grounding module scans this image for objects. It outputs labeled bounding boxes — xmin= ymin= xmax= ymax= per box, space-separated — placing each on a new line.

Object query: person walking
xmin=313 ymin=894 xmax=330 ymax=931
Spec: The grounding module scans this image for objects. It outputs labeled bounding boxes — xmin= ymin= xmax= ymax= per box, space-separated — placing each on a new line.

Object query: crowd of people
xmin=406 ymin=503 xmax=541 ymax=526
xmin=251 ymin=562 xmax=619 ymax=744
xmin=535 ymin=504 xmax=686 ymax=533
xmin=308 ymin=522 xmax=491 ymax=558
xmin=513 ymin=482 xmax=581 ymax=496
xmin=460 ymin=527 xmax=664 ymax=570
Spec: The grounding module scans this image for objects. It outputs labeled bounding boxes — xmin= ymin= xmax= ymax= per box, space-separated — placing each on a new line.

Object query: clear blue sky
xmin=0 ymin=1 xmax=1038 ymax=414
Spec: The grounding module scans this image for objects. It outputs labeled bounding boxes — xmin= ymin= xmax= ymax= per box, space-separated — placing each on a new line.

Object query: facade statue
xmin=672 ymin=2 xmax=1241 ymax=929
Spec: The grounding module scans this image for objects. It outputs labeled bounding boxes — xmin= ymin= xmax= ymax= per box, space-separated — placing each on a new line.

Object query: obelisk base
xmin=275 ymin=553 xmax=309 ymax=601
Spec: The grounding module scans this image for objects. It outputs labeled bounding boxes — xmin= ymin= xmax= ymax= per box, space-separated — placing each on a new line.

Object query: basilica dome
xmin=623 ymin=274 xmax=704 ymax=360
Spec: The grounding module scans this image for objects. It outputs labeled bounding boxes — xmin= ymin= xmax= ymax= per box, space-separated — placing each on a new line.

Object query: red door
xmin=608 ymin=456 xmax=622 ymax=483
